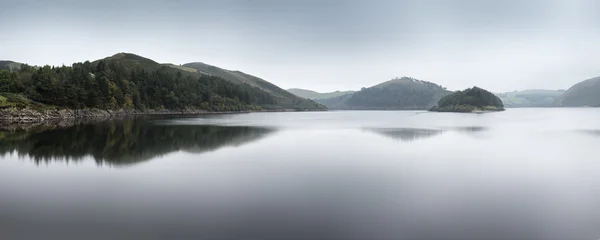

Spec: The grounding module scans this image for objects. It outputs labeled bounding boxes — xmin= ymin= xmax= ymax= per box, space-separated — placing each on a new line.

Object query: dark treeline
xmin=0 ymin=119 xmax=275 ymax=166
xmin=0 ymin=59 xmax=278 ymax=111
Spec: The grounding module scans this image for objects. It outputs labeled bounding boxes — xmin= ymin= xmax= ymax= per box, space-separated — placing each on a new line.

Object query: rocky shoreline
xmin=0 ymin=108 xmax=252 ymax=123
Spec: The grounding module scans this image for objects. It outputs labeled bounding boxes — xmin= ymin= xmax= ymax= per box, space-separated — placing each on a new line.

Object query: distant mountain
xmin=287 ymin=88 xmax=356 ymax=100
xmin=555 ymin=77 xmax=600 ymax=107
xmin=0 ymin=61 xmax=23 ymax=71
xmin=496 ymin=89 xmax=565 ymax=108
xmin=317 ymin=77 xmax=451 ymax=110
xmin=431 ymin=86 xmax=504 ymax=112
xmin=181 ymin=62 xmax=323 ymax=110
xmin=315 ymin=93 xmax=354 ymax=109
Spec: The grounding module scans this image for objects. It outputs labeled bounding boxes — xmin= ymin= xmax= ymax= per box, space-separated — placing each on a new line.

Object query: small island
xmin=429 ymin=86 xmax=504 ymax=112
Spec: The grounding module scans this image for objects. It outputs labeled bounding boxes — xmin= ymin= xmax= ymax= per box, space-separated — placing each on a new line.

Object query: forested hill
xmin=430 ymin=86 xmax=504 ymax=112
xmin=180 ymin=62 xmax=321 ymax=110
xmin=315 ymin=77 xmax=451 ymax=110
xmin=0 ymin=53 xmax=324 ymax=112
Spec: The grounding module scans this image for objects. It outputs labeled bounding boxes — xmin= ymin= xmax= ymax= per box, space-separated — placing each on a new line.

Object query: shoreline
xmin=0 ymin=108 xmax=297 ymax=124
xmin=0 ymin=107 xmax=328 ymax=123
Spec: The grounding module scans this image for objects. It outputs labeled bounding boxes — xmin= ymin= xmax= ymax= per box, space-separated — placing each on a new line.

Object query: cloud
xmin=2 ymin=0 xmax=600 ymax=92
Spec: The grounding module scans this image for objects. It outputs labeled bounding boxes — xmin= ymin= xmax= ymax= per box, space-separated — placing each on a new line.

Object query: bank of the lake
xmin=0 ymin=108 xmax=301 ymax=123
xmin=429 ymin=105 xmax=504 ymax=112
xmin=0 ymin=107 xmax=328 ymax=123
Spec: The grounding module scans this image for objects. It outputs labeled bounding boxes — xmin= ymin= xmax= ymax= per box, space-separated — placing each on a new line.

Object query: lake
xmin=1 ymin=109 xmax=600 ymax=240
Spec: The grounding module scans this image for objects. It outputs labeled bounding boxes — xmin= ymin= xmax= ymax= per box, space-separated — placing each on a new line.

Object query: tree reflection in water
xmin=0 ymin=118 xmax=275 ymax=166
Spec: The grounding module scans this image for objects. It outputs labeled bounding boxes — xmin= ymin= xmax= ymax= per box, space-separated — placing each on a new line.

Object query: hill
xmin=287 ymin=88 xmax=356 ymax=100
xmin=430 ymin=86 xmax=504 ymax=112
xmin=181 ymin=62 xmax=323 ymax=110
xmin=555 ymin=77 xmax=600 ymax=107
xmin=0 ymin=53 xmax=325 ymax=114
xmin=0 ymin=61 xmax=23 ymax=71
xmin=317 ymin=77 xmax=451 ymax=110
xmin=496 ymin=89 xmax=565 ymax=108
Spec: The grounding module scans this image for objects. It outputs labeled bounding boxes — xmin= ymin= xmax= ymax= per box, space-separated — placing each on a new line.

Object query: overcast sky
xmin=2 ymin=0 xmax=600 ymax=92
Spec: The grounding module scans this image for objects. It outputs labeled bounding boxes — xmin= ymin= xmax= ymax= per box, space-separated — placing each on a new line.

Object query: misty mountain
xmin=287 ymin=88 xmax=356 ymax=100
xmin=495 ymin=89 xmax=565 ymax=108
xmin=181 ymin=62 xmax=322 ymax=110
xmin=555 ymin=77 xmax=600 ymax=107
xmin=313 ymin=77 xmax=451 ymax=110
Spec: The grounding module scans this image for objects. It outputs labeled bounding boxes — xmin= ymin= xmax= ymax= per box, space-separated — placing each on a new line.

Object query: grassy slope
xmin=0 ymin=93 xmax=54 ymax=111
xmin=181 ymin=62 xmax=324 ymax=110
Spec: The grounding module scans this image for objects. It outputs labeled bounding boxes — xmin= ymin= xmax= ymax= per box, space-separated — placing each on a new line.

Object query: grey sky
xmin=2 ymin=0 xmax=600 ymax=92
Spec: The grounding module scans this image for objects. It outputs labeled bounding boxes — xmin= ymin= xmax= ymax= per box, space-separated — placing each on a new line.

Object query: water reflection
xmin=366 ymin=128 xmax=443 ymax=141
xmin=445 ymin=126 xmax=488 ymax=132
xmin=0 ymin=119 xmax=274 ymax=166
xmin=578 ymin=129 xmax=600 ymax=137
xmin=366 ymin=126 xmax=488 ymax=141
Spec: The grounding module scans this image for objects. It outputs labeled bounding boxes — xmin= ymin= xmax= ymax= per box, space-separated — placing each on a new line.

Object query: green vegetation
xmin=0 ymin=53 xmax=325 ymax=112
xmin=496 ymin=89 xmax=565 ymax=108
xmin=0 ymin=93 xmax=54 ymax=111
xmin=0 ymin=61 xmax=23 ymax=71
xmin=181 ymin=62 xmax=324 ymax=110
xmin=0 ymin=119 xmax=274 ymax=166
xmin=287 ymin=88 xmax=356 ymax=100
xmin=430 ymin=86 xmax=504 ymax=112
xmin=555 ymin=77 xmax=600 ymax=107
xmin=315 ymin=77 xmax=451 ymax=110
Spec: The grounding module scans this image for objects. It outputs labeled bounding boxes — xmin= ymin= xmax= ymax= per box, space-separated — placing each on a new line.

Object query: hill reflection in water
xmin=0 ymin=119 xmax=275 ymax=166
xmin=366 ymin=126 xmax=488 ymax=142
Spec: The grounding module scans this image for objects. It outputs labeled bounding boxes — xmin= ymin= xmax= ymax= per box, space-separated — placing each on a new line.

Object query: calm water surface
xmin=1 ymin=109 xmax=600 ymax=239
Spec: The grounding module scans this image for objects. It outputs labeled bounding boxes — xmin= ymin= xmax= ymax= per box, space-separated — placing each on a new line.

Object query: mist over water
xmin=1 ymin=109 xmax=600 ymax=239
